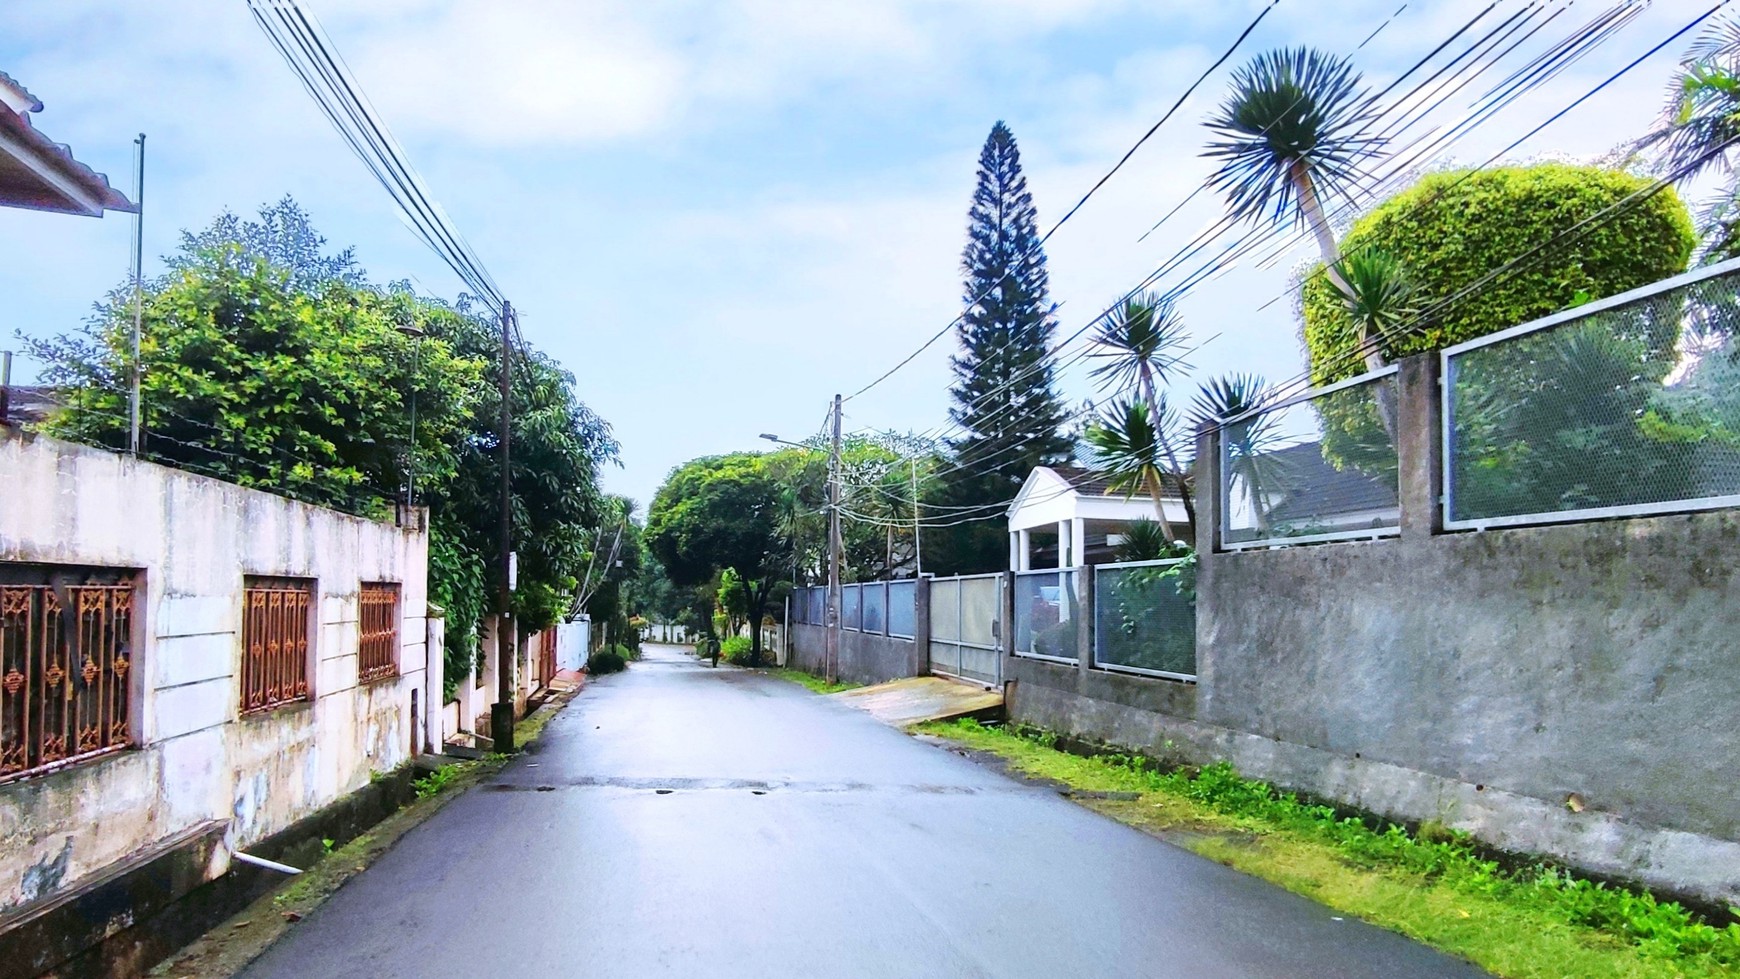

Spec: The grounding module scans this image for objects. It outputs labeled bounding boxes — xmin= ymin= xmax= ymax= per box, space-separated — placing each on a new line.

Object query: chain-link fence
xmin=1445 ymin=260 xmax=1740 ymax=529
xmin=928 ymin=573 xmax=1003 ymax=684
xmin=1014 ymin=569 xmax=1079 ymax=662
xmin=1093 ymin=559 xmax=1195 ymax=680
xmin=1220 ymin=367 xmax=1402 ymax=549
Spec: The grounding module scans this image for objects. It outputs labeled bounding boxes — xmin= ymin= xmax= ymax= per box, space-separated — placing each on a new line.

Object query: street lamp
xmin=396 ymin=322 xmax=426 ymax=514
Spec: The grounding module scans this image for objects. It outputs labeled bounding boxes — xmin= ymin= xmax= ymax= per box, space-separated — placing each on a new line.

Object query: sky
xmin=0 ymin=0 xmax=1712 ymax=509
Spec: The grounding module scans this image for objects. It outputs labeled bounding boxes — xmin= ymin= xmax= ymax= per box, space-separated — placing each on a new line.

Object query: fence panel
xmin=1220 ymin=367 xmax=1401 ymax=549
xmin=887 ymin=580 xmax=916 ymax=638
xmin=1 ymin=577 xmax=135 ymax=782
xmin=861 ymin=582 xmax=887 ymax=635
xmin=928 ymin=577 xmax=962 ymax=677
xmin=1445 ymin=260 xmax=1740 ymax=529
xmin=808 ymin=587 xmax=824 ymax=626
xmin=1014 ymin=570 xmax=1078 ymax=662
xmin=1093 ymin=560 xmax=1196 ymax=680
xmin=841 ymin=584 xmax=861 ymax=631
xmin=955 ymin=574 xmax=1003 ymax=684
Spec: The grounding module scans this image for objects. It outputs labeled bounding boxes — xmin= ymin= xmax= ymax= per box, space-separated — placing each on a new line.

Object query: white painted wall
xmin=0 ymin=433 xmax=429 ymax=916
xmin=555 ymin=618 xmax=589 ymax=672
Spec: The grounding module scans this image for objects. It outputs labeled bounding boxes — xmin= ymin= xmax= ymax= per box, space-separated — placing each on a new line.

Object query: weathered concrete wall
xmin=1006 ymin=354 xmax=1740 ymax=906
xmin=0 ymin=433 xmax=429 ymax=920
xmin=789 ymin=623 xmax=921 ymax=686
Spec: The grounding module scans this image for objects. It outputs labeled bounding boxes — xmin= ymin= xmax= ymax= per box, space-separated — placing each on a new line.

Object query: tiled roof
xmin=1052 ymin=464 xmax=1187 ymax=498
xmin=1262 ymin=442 xmax=1397 ymax=521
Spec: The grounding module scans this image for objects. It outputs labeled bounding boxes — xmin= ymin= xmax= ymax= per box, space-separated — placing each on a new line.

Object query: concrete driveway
xmin=238 ymin=644 xmax=1485 ymax=978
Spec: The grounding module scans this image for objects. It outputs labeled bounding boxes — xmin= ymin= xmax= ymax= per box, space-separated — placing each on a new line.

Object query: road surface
xmin=239 ymin=644 xmax=1484 ymax=978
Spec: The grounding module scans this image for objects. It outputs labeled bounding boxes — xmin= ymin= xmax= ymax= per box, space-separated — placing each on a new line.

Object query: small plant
xmin=320 ymin=837 xmax=335 ymax=855
xmin=412 ymin=766 xmax=459 ymax=800
xmin=720 ymin=636 xmax=754 ymax=665
xmin=587 ymin=648 xmax=628 ymax=675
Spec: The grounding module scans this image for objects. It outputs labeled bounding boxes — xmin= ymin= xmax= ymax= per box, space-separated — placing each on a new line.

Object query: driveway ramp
xmin=831 ymin=675 xmax=1003 ymax=727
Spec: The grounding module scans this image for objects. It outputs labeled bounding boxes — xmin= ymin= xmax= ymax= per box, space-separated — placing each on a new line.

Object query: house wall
xmin=789 ymin=623 xmax=921 ymax=686
xmin=0 ymin=432 xmax=430 ymax=919
xmin=1005 ymin=355 xmax=1740 ymax=906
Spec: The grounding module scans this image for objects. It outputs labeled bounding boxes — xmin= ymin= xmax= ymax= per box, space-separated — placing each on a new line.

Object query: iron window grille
xmin=0 ymin=569 xmax=136 ymax=782
xmin=358 ymin=582 xmax=401 ymax=683
xmin=241 ymin=577 xmax=313 ymax=714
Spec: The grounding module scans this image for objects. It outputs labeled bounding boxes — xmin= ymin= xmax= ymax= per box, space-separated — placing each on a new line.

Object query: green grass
xmin=920 ymin=718 xmax=1740 ymax=979
xmin=762 ymin=667 xmax=861 ymax=695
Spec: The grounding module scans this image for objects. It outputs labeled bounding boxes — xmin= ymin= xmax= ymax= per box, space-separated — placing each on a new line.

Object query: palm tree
xmin=1193 ymin=374 xmax=1288 ymax=534
xmin=1643 ymin=14 xmax=1740 ymax=260
xmin=1086 ymin=398 xmax=1182 ymax=542
xmin=1088 ymin=292 xmax=1196 ymax=529
xmin=1205 ymin=47 xmax=1387 ymax=370
xmin=1331 ymin=248 xmax=1415 ymax=434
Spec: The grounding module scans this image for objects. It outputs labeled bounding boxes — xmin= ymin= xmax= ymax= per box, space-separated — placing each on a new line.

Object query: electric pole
xmin=825 ymin=394 xmax=843 ymax=685
xmin=911 ymin=457 xmax=922 ymax=577
xmin=492 ymin=301 xmax=516 ymax=752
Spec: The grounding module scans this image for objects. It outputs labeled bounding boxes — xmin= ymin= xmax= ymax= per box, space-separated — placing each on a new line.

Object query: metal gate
xmin=927 ymin=573 xmax=1003 ymax=685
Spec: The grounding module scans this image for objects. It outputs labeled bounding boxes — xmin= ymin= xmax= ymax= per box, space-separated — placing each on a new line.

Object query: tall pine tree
xmin=930 ymin=122 xmax=1072 ymax=574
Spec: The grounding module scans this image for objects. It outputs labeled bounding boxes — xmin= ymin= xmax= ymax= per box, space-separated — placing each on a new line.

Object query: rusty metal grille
xmin=358 ymin=582 xmax=400 ymax=683
xmin=0 ymin=581 xmax=135 ymax=782
xmin=241 ymin=578 xmax=312 ymax=713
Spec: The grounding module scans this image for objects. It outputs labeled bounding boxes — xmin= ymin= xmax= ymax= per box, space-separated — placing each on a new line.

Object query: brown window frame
xmin=358 ymin=582 xmax=401 ymax=683
xmin=240 ymin=576 xmax=313 ymax=715
xmin=0 ymin=565 xmax=137 ymax=783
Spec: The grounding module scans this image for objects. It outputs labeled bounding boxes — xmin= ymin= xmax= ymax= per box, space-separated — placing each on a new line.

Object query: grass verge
xmin=919 ymin=718 xmax=1740 ymax=979
xmin=760 ymin=667 xmax=862 ymax=695
xmin=151 ymin=693 xmax=577 ymax=978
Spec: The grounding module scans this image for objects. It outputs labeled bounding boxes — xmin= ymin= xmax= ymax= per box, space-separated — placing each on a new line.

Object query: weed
xmin=412 ymin=766 xmax=459 ymax=800
xmin=320 ymin=837 xmax=335 ymax=855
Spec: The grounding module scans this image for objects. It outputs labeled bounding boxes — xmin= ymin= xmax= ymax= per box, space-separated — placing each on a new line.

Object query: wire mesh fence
xmin=1093 ymin=559 xmax=1196 ymax=680
xmin=888 ymin=580 xmax=916 ymax=638
xmin=862 ymin=582 xmax=886 ymax=634
xmin=1220 ymin=367 xmax=1402 ymax=549
xmin=1014 ymin=570 xmax=1078 ymax=661
xmin=841 ymin=583 xmax=861 ymax=631
xmin=1445 ymin=260 xmax=1740 ymax=529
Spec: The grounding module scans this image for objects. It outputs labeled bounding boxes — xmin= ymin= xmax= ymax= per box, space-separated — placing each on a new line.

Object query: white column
xmin=1071 ymin=518 xmax=1087 ymax=570
xmin=1056 ymin=521 xmax=1070 ymax=568
xmin=1017 ymin=529 xmax=1031 ymax=571
xmin=1009 ymin=532 xmax=1020 ymax=572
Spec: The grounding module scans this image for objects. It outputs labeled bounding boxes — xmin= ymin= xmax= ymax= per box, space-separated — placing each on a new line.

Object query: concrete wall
xmin=789 ymin=623 xmax=922 ymax=686
xmin=0 ymin=432 xmax=430 ymax=919
xmin=556 ymin=618 xmax=589 ymax=672
xmin=1006 ymin=354 xmax=1740 ymax=907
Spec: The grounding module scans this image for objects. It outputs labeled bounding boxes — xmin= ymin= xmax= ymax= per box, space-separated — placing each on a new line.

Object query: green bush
xmin=1302 ymin=164 xmax=1695 ymax=385
xmin=587 ymin=648 xmax=627 ymax=675
xmin=719 ymin=635 xmax=754 ymax=665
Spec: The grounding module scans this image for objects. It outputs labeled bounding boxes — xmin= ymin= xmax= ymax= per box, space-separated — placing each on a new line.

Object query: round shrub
xmin=587 ymin=648 xmax=627 ymax=675
xmin=1302 ymin=164 xmax=1695 ymax=385
xmin=719 ymin=635 xmax=754 ymax=665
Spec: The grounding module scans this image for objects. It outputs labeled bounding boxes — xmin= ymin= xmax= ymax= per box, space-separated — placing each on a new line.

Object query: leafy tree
xmin=1301 ymin=165 xmax=1695 ymax=384
xmin=24 ymin=199 xmax=618 ymax=698
xmin=646 ymin=453 xmax=788 ymax=667
xmin=935 ymin=121 xmax=1072 ymax=573
xmin=1642 ymin=14 xmax=1740 ymax=260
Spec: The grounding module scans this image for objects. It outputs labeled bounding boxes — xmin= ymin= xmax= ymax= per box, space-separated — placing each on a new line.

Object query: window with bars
xmin=0 ymin=569 xmax=136 ymax=782
xmin=241 ymin=577 xmax=313 ymax=714
xmin=358 ymin=582 xmax=400 ymax=682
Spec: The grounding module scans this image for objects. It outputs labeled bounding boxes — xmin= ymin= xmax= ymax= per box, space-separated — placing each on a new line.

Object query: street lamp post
xmin=395 ymin=322 xmax=426 ymax=515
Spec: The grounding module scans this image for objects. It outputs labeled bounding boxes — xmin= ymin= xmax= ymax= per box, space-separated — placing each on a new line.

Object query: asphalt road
xmin=239 ymin=644 xmax=1486 ymax=978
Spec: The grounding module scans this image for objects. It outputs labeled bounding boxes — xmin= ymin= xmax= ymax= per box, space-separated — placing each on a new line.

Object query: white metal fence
xmin=1219 ymin=366 xmax=1402 ymax=550
xmin=1013 ymin=569 xmax=1078 ymax=662
xmin=1444 ymin=258 xmax=1740 ymax=530
xmin=928 ymin=573 xmax=1003 ymax=684
xmin=1092 ymin=559 xmax=1196 ymax=681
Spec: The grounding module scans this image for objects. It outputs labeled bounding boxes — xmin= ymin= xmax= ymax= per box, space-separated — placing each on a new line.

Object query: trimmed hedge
xmin=1302 ymin=164 xmax=1695 ymax=384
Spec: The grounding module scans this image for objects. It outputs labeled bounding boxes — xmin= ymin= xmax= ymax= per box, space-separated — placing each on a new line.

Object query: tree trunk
xmin=1138 ymin=362 xmax=1196 ymax=534
xmin=1294 ymin=161 xmax=1387 ymax=375
xmin=1141 ymin=466 xmax=1177 ymax=543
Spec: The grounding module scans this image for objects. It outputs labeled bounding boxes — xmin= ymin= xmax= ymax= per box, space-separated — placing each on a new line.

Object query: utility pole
xmin=825 ymin=394 xmax=843 ymax=685
xmin=911 ymin=457 xmax=922 ymax=577
xmin=128 ymin=133 xmax=145 ymax=457
xmin=491 ymin=301 xmax=516 ymax=752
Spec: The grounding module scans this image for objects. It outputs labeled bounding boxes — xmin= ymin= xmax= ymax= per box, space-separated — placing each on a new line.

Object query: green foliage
xmin=412 ymin=765 xmax=459 ymax=800
xmin=1302 ymin=164 xmax=1695 ymax=385
xmin=719 ymin=635 xmax=754 ymax=665
xmin=428 ymin=524 xmax=487 ymax=702
xmin=943 ymin=720 xmax=1740 ymax=969
xmin=586 ymin=647 xmax=627 ymax=675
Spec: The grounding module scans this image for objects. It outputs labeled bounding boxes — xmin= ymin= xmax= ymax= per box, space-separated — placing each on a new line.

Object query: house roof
xmin=1262 ymin=442 xmax=1397 ymax=522
xmin=1050 ymin=464 xmax=1188 ymax=498
xmin=3 ymin=386 xmax=59 ymax=426
xmin=0 ymin=71 xmax=135 ymax=217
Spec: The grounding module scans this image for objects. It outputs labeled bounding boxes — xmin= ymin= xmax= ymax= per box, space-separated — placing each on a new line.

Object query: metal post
xmin=128 ymin=133 xmax=146 ymax=457
xmin=491 ymin=301 xmax=516 ymax=752
xmin=407 ymin=336 xmax=421 ymax=508
xmin=0 ymin=351 xmax=11 ymax=426
xmin=825 ymin=394 xmax=842 ymax=685
xmin=911 ymin=457 xmax=921 ymax=577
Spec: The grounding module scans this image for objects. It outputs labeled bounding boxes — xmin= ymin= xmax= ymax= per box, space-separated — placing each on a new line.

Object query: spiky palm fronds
xmin=1087 ymin=292 xmax=1192 ymax=391
xmin=1086 ymin=398 xmax=1182 ymax=541
xmin=1204 ymin=47 xmax=1384 ymax=228
xmin=1114 ymin=518 xmax=1176 ymax=563
xmin=1332 ymin=248 xmax=1417 ymax=365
